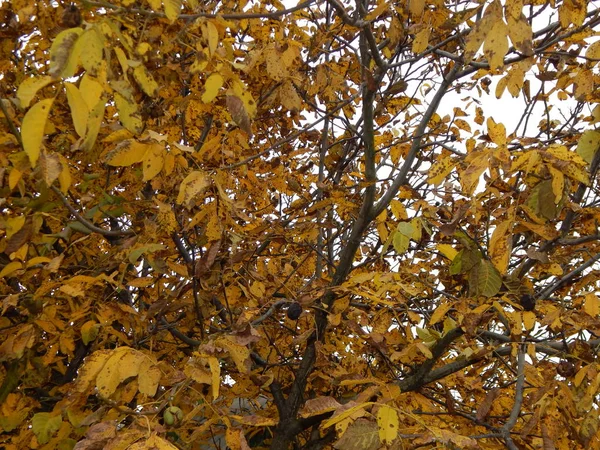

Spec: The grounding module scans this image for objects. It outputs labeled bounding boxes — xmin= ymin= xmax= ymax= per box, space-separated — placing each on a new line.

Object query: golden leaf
xmin=104 ymin=140 xmax=149 ymax=166
xmin=177 ymin=170 xmax=210 ymax=207
xmin=133 ymin=65 xmax=159 ymax=97
xmin=201 ymin=73 xmax=224 ymax=103
xmin=163 ymin=0 xmax=182 ymax=22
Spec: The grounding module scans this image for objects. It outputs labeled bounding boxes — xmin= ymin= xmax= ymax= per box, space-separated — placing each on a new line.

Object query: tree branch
xmin=51 ymin=186 xmax=135 ymax=237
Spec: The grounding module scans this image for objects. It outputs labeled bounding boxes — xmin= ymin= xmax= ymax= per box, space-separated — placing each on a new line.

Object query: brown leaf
xmin=476 ymin=387 xmax=500 ymax=421
xmin=226 ymin=95 xmax=252 ymax=136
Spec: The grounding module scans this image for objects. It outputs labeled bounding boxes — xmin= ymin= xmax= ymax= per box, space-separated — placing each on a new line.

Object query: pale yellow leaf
xmin=65 ymin=83 xmax=89 ymax=137
xmin=489 ymin=220 xmax=511 ymax=274
xmin=79 ymin=74 xmax=104 ymax=110
xmin=77 ymin=28 xmax=103 ymax=75
xmin=48 ymin=28 xmax=83 ymax=78
xmin=114 ymin=92 xmax=143 ymax=135
xmin=177 ymin=170 xmax=210 ymax=207
xmin=142 ymin=143 xmax=165 ymax=181
xmin=22 ymin=98 xmax=54 ymax=168
xmin=376 ymin=405 xmax=398 ymax=445
xmin=17 ymin=76 xmax=54 ymax=108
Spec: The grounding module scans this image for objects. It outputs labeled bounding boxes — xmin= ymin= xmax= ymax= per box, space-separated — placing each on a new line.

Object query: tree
xmin=1 ymin=0 xmax=600 ymax=448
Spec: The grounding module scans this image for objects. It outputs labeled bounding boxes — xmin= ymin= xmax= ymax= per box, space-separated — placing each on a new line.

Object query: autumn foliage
xmin=2 ymin=0 xmax=600 ymax=448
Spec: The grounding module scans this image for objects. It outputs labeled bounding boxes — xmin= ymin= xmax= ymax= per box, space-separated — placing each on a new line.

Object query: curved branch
xmin=82 ymin=0 xmax=318 ymax=21
xmin=51 ymin=185 xmax=135 ymax=237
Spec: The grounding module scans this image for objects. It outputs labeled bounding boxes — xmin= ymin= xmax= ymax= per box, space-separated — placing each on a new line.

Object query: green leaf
xmin=469 ymin=260 xmax=502 ymax=297
xmin=32 ymin=412 xmax=62 ymax=445
xmin=577 ymin=130 xmax=600 ymax=164
xmin=128 ymin=244 xmax=166 ymax=264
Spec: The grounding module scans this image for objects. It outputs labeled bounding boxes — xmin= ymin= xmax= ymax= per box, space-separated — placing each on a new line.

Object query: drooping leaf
xmin=65 ymin=82 xmax=89 ymax=137
xmin=22 ymin=98 xmax=54 ymax=168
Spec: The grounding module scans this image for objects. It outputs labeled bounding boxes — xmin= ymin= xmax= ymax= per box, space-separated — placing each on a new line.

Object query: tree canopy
xmin=2 ymin=0 xmax=600 ymax=448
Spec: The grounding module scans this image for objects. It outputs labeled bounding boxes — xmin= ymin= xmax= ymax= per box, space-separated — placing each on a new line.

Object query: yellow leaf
xmin=81 ymin=98 xmax=106 ymax=152
xmin=507 ymin=13 xmax=533 ymax=56
xmin=22 ymin=98 xmax=54 ymax=168
xmin=203 ymin=21 xmax=219 ymax=56
xmin=74 ymin=349 xmax=112 ymax=393
xmin=279 ymin=80 xmax=302 ymax=111
xmin=322 ymin=402 xmax=374 ymax=429
xmin=5 ymin=215 xmax=25 ymax=239
xmin=586 ymin=41 xmax=600 ymax=61
xmin=48 ymin=28 xmax=83 ymax=78
xmin=177 ymin=170 xmax=210 ymax=207
xmin=77 ymin=28 xmax=103 ymax=75
xmin=57 ymin=153 xmax=72 ymax=193
xmin=80 ymin=321 xmax=100 ymax=345
xmin=113 ymin=46 xmax=130 ymax=75
xmin=549 ymin=166 xmax=564 ymax=203
xmin=483 ymin=19 xmax=508 ymax=70
xmin=79 ymin=74 xmax=104 ymax=110
xmin=412 ymin=28 xmax=430 ymax=54
xmin=31 ymin=412 xmax=62 ymax=445
xmin=95 ymin=347 xmax=129 ymax=398
xmin=576 ymin=130 xmax=600 ymax=164
xmin=133 ymin=65 xmax=159 ymax=97
xmin=147 ymin=0 xmax=161 ymax=9
xmin=390 ymin=199 xmax=407 ymax=220
xmin=201 ymin=73 xmax=224 ymax=103
xmin=559 ymin=0 xmax=586 ymax=28
xmin=427 ymin=154 xmax=455 ymax=185
xmin=65 ymin=83 xmax=89 ymax=137
xmin=138 ymin=362 xmax=161 ymax=396
xmin=142 ymin=143 xmax=165 ymax=181
xmin=377 ymin=405 xmax=399 ymax=445
xmin=437 ymin=244 xmax=458 ymax=260
xmin=17 ymin=76 xmax=54 ymax=108
xmin=232 ymin=80 xmax=257 ymax=117
xmin=114 ymin=92 xmax=143 ymax=135
xmin=489 ymin=220 xmax=512 ymax=274
xmin=163 ymin=0 xmax=182 ymax=22
xmin=522 ymin=311 xmax=536 ymax=331
xmin=584 ymin=293 xmax=599 ymax=317
xmin=366 ymin=0 xmax=389 ymax=21
xmin=464 ymin=1 xmax=500 ymax=61
xmin=429 ymin=302 xmax=452 ymax=326
xmin=208 ymin=356 xmax=220 ymax=399
xmin=487 ymin=117 xmax=506 ymax=147
xmin=104 ymin=140 xmax=149 ymax=166
xmin=0 ymin=261 xmax=23 ymax=278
